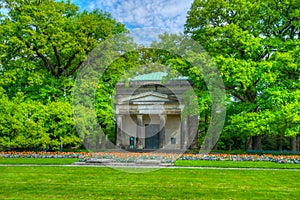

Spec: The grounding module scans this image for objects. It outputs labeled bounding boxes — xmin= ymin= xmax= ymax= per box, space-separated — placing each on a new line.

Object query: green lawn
xmin=0 ymin=158 xmax=77 ymax=165
xmin=0 ymin=166 xmax=299 ymax=199
xmin=1 ymin=158 xmax=300 ymax=169
xmin=175 ymin=160 xmax=300 ymax=169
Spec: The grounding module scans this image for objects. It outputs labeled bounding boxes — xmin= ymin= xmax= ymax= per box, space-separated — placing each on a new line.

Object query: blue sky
xmin=1 ymin=0 xmax=194 ymax=45
xmin=71 ymin=0 xmax=194 ymax=45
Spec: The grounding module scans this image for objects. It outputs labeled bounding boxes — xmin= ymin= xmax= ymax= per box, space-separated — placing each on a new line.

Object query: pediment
xmin=120 ymin=91 xmax=171 ymax=103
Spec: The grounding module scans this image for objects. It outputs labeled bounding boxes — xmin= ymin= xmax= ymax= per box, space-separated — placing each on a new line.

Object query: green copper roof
xmin=132 ymin=72 xmax=188 ymax=81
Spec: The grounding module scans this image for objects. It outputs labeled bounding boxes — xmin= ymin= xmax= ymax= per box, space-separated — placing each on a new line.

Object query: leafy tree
xmin=0 ymin=0 xmax=127 ymax=150
xmin=0 ymin=87 xmax=81 ymax=150
xmin=0 ymin=0 xmax=126 ymax=78
xmin=151 ymin=33 xmax=228 ymax=151
xmin=185 ymin=0 xmax=300 ymax=150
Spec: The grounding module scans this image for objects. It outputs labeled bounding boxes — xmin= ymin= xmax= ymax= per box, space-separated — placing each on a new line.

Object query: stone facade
xmin=115 ymin=72 xmax=198 ymax=150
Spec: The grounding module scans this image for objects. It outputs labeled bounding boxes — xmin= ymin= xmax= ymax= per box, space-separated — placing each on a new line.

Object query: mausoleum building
xmin=115 ymin=72 xmax=198 ymax=150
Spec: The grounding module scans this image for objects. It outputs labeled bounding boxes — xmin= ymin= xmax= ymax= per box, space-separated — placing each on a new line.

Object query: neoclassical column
xmin=136 ymin=115 xmax=143 ymax=147
xmin=159 ymin=114 xmax=166 ymax=148
xmin=180 ymin=118 xmax=186 ymax=149
xmin=186 ymin=115 xmax=191 ymax=147
xmin=116 ymin=115 xmax=123 ymax=147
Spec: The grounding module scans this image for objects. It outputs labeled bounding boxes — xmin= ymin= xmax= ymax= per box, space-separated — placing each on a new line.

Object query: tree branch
xmin=52 ymin=45 xmax=63 ymax=76
xmin=35 ymin=50 xmax=55 ymax=76
xmin=253 ymin=78 xmax=260 ymax=86
xmin=24 ymin=41 xmax=54 ymax=75
xmin=63 ymin=50 xmax=79 ymax=73
xmin=231 ymin=91 xmax=247 ymax=102
xmin=66 ymin=61 xmax=83 ymax=76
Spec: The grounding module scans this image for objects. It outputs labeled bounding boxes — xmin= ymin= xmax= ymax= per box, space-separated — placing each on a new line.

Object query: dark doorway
xmin=145 ymin=124 xmax=160 ymax=149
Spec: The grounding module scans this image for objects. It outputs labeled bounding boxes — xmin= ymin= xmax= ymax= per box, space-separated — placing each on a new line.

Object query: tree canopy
xmin=0 ymin=0 xmax=126 ymax=78
xmin=185 ymin=0 xmax=300 ymax=150
xmin=0 ymin=0 xmax=127 ymax=150
xmin=0 ymin=0 xmax=299 ymax=151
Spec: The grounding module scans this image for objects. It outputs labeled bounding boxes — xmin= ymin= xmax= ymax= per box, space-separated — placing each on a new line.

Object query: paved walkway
xmin=1 ymin=164 xmax=300 ymax=171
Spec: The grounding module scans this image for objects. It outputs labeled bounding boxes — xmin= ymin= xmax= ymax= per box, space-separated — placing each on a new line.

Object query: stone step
xmin=136 ymin=159 xmax=161 ymax=165
xmin=86 ymin=159 xmax=114 ymax=163
xmin=72 ymin=160 xmax=174 ymax=167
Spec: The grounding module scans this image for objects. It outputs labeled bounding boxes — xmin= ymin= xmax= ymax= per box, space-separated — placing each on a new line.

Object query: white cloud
xmin=72 ymin=0 xmax=194 ymax=45
xmin=95 ymin=0 xmax=192 ymax=29
xmin=130 ymin=27 xmax=176 ymax=46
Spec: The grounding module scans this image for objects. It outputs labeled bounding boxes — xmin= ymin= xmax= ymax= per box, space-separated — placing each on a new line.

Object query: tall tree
xmin=0 ymin=0 xmax=127 ymax=150
xmin=0 ymin=88 xmax=81 ymax=150
xmin=185 ymin=0 xmax=300 ymax=150
xmin=0 ymin=0 xmax=126 ymax=78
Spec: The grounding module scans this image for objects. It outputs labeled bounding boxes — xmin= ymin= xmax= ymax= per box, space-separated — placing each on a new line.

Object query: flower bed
xmin=0 ymin=151 xmax=84 ymax=159
xmin=0 ymin=152 xmax=299 ymax=164
xmin=0 ymin=151 xmax=180 ymax=163
xmin=178 ymin=154 xmax=300 ymax=164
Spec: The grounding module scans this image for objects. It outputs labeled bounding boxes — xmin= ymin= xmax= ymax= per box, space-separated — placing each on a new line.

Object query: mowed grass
xmin=175 ymin=160 xmax=300 ymax=169
xmin=0 ymin=166 xmax=299 ymax=199
xmin=0 ymin=158 xmax=77 ymax=165
xmin=1 ymin=158 xmax=300 ymax=169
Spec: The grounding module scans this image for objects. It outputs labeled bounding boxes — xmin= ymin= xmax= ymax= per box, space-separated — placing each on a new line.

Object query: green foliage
xmin=0 ymin=0 xmax=299 ymax=152
xmin=185 ymin=0 xmax=300 ymax=149
xmin=0 ymin=90 xmax=81 ymax=150
xmin=93 ymin=45 xmax=190 ymax=143
xmin=0 ymin=0 xmax=127 ymax=150
xmin=0 ymin=0 xmax=126 ymax=78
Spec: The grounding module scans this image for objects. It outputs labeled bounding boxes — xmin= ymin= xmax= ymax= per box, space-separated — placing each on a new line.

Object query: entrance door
xmin=145 ymin=124 xmax=160 ymax=149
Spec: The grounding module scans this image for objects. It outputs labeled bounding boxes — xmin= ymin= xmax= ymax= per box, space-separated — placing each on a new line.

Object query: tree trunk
xmin=190 ymin=131 xmax=199 ymax=149
xmin=252 ymin=135 xmax=262 ymax=150
xmin=212 ymin=134 xmax=217 ymax=150
xmin=100 ymin=134 xmax=106 ymax=149
xmin=190 ymin=115 xmax=199 ymax=149
xmin=277 ymin=135 xmax=282 ymax=151
xmin=297 ymin=135 xmax=300 ymax=151
xmin=246 ymin=137 xmax=252 ymax=151
xmin=96 ymin=134 xmax=100 ymax=150
xmin=83 ymin=135 xmax=89 ymax=150
xmin=203 ymin=113 xmax=209 ymax=150
xmin=290 ymin=136 xmax=297 ymax=151
xmin=204 ymin=138 xmax=210 ymax=150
